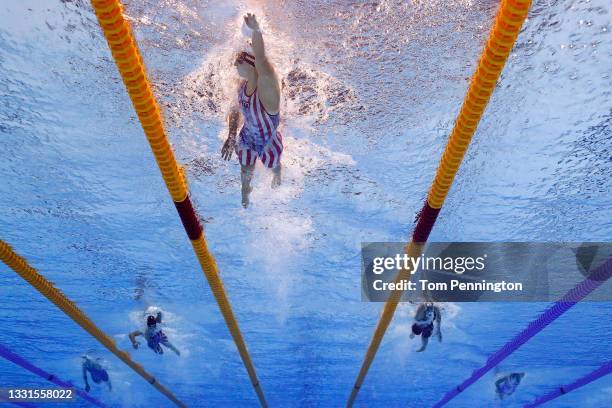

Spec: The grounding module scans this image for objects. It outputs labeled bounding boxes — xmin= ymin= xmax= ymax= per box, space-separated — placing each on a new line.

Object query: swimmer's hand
xmin=244 ymin=13 xmax=260 ymax=31
xmin=221 ymin=137 xmax=235 ymax=160
xmin=85 ymin=384 xmax=90 ymax=392
xmin=437 ymin=331 xmax=443 ymax=342
xmin=132 ymin=341 xmax=140 ymax=350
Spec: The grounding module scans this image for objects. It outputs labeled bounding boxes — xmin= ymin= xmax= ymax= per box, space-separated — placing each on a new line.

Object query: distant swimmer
xmin=221 ymin=13 xmax=283 ymax=208
xmin=495 ymin=372 xmax=524 ymax=399
xmin=81 ymin=355 xmax=111 ymax=392
xmin=409 ymin=302 xmax=442 ymax=352
xmin=129 ymin=311 xmax=181 ymax=356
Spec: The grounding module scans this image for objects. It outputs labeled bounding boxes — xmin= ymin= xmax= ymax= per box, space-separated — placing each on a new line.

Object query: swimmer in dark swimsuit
xmin=81 ymin=355 xmax=111 ymax=392
xmin=409 ymin=302 xmax=442 ymax=352
xmin=495 ymin=372 xmax=524 ymax=399
xmin=129 ymin=312 xmax=181 ymax=356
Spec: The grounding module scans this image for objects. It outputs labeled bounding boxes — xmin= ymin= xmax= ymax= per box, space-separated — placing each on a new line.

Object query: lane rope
xmin=523 ymin=361 xmax=611 ymax=407
xmin=433 ymin=256 xmax=612 ymax=407
xmin=89 ymin=1 xmax=267 ymax=405
xmin=0 ymin=240 xmax=187 ymax=407
xmin=0 ymin=342 xmax=106 ymax=408
xmin=346 ymin=1 xmax=531 ymax=406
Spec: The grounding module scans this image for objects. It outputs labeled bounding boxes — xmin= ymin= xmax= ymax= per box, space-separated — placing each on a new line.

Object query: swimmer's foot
xmin=271 ymin=166 xmax=282 ymax=188
xmin=271 ymin=175 xmax=281 ymax=188
xmin=241 ymin=186 xmax=253 ymax=208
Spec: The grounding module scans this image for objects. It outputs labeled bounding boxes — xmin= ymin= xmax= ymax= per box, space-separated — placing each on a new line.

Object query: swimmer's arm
xmin=129 ymin=330 xmax=143 ymax=348
xmin=222 ymin=107 xmax=240 ymax=160
xmin=435 ymin=308 xmax=442 ymax=341
xmin=82 ymin=365 xmax=89 ymax=388
xmin=251 ymin=29 xmax=275 ymax=78
xmin=228 ymin=107 xmax=240 ymax=139
xmin=250 ymin=23 xmax=280 ymax=111
xmin=107 ymin=377 xmax=112 ymax=391
xmin=414 ymin=304 xmax=425 ymax=319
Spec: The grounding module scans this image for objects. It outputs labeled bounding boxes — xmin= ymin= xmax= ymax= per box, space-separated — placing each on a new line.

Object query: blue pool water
xmin=1 ymin=0 xmax=611 ymax=407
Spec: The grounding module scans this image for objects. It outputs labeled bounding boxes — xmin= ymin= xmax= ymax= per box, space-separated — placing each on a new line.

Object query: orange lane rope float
xmin=89 ymin=1 xmax=267 ymax=406
xmin=347 ymin=1 xmax=531 ymax=406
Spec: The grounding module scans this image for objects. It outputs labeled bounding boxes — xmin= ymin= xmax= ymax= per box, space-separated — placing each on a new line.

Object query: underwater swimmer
xmin=221 ymin=13 xmax=283 ymax=208
xmin=81 ymin=355 xmax=111 ymax=392
xmin=129 ymin=311 xmax=181 ymax=356
xmin=409 ymin=302 xmax=442 ymax=352
xmin=495 ymin=372 xmax=524 ymax=399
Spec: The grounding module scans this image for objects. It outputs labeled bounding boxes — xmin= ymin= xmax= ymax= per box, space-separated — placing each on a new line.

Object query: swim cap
xmin=147 ymin=315 xmax=157 ymax=327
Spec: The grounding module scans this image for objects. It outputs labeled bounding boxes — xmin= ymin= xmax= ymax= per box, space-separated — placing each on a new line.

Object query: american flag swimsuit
xmin=235 ymin=81 xmax=283 ymax=168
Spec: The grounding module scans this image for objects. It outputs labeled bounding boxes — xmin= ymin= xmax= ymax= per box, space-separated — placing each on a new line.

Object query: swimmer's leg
xmin=241 ymin=164 xmax=255 ymax=208
xmin=416 ymin=336 xmax=429 ymax=352
xmin=271 ymin=164 xmax=281 ymax=188
xmin=161 ymin=340 xmax=181 ymax=356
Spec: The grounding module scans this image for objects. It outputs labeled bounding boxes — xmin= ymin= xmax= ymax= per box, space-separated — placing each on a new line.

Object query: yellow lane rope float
xmin=89 ymin=1 xmax=267 ymax=406
xmin=347 ymin=1 xmax=531 ymax=406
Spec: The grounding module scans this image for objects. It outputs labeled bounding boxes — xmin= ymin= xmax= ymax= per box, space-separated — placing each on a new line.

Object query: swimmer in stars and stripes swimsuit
xmin=221 ymin=13 xmax=283 ymax=208
xmin=235 ymin=80 xmax=283 ymax=169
